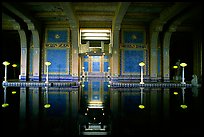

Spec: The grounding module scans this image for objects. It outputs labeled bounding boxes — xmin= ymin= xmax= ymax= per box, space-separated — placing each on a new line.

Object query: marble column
xmin=150 ymin=31 xmax=159 ymax=82
xmin=112 ymin=28 xmax=120 ymax=78
xmin=71 ymin=27 xmax=79 ymax=79
xmin=31 ymin=30 xmax=40 ymax=81
xmin=162 ymin=32 xmax=172 ymax=82
xmin=18 ymin=30 xmax=27 ymax=81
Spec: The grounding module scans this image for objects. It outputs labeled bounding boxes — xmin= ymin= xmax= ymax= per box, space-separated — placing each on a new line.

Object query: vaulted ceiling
xmin=2 ymin=2 xmax=202 ymax=31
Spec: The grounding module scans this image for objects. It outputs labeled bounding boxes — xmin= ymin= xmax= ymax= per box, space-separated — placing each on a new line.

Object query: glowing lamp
xmin=12 ymin=91 xmax=17 ymax=94
xmin=173 ymin=92 xmax=178 ymax=95
xmin=180 ymin=63 xmax=187 ymax=67
xmin=173 ymin=65 xmax=178 ymax=69
xmin=139 ymin=104 xmax=145 ymax=109
xmin=44 ymin=104 xmax=51 ymax=108
xmin=12 ymin=64 xmax=17 ymax=67
xmin=180 ymin=104 xmax=187 ymax=109
xmin=2 ymin=103 xmax=9 ymax=108
xmin=3 ymin=61 xmax=10 ymax=66
xmin=139 ymin=62 xmax=145 ymax=67
xmin=45 ymin=62 xmax=51 ymax=66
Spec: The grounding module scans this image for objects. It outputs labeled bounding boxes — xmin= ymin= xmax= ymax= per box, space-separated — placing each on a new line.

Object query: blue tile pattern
xmin=47 ymin=30 xmax=68 ymax=43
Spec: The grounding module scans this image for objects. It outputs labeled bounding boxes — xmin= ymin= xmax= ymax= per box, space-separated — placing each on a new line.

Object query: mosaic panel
xmin=92 ymin=81 xmax=100 ymax=92
xmin=122 ymin=49 xmax=144 ymax=74
xmin=46 ymin=48 xmax=69 ymax=74
xmin=47 ymin=29 xmax=68 ymax=43
xmin=123 ymin=31 xmax=144 ymax=44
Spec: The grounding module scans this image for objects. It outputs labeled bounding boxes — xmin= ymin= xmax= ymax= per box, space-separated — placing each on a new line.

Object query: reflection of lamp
xmin=139 ymin=62 xmax=145 ymax=84
xmin=138 ymin=87 xmax=145 ymax=109
xmin=180 ymin=87 xmax=187 ymax=109
xmin=12 ymin=64 xmax=17 ymax=78
xmin=44 ymin=86 xmax=51 ymax=109
xmin=3 ymin=61 xmax=10 ymax=82
xmin=45 ymin=62 xmax=51 ymax=83
xmin=180 ymin=63 xmax=187 ymax=84
xmin=2 ymin=86 xmax=9 ymax=108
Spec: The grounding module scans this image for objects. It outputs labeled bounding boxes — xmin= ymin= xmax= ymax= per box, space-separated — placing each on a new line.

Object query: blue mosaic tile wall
xmin=46 ymin=49 xmax=69 ymax=74
xmin=122 ymin=49 xmax=144 ymax=74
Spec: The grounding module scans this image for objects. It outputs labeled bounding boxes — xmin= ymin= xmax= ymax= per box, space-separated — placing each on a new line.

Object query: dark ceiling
xmin=2 ymin=2 xmax=202 ymax=31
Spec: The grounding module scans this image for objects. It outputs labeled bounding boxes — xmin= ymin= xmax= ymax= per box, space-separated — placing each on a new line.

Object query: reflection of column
xmin=2 ymin=86 xmax=9 ymax=107
xmin=19 ymin=87 xmax=27 ymax=132
xmin=149 ymin=88 xmax=161 ymax=131
xmin=139 ymin=87 xmax=145 ymax=109
xmin=29 ymin=87 xmax=40 ymax=134
xmin=110 ymin=90 xmax=119 ymax=119
xmin=44 ymin=86 xmax=51 ymax=108
xmin=180 ymin=87 xmax=187 ymax=109
xmin=70 ymin=90 xmax=78 ymax=135
xmin=71 ymin=90 xmax=78 ymax=119
xmin=163 ymin=88 xmax=170 ymax=123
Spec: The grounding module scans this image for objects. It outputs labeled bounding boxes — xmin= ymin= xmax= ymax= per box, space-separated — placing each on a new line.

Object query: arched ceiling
xmin=2 ymin=2 xmax=202 ymax=31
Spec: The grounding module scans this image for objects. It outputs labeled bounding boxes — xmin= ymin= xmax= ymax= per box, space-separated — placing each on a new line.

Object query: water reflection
xmin=1 ymin=79 xmax=202 ymax=136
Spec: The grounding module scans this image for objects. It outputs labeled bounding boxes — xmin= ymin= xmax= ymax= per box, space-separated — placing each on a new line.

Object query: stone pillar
xmin=18 ymin=30 xmax=27 ymax=81
xmin=162 ymin=32 xmax=172 ymax=82
xmin=112 ymin=28 xmax=120 ymax=78
xmin=150 ymin=31 xmax=159 ymax=82
xmin=31 ymin=30 xmax=40 ymax=81
xmin=71 ymin=27 xmax=79 ymax=79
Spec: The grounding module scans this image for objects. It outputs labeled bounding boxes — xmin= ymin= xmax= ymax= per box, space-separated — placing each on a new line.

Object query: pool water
xmin=1 ymin=78 xmax=203 ymax=136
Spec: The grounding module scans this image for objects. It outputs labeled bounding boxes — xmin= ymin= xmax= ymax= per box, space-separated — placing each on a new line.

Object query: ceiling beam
xmin=2 ymin=2 xmax=40 ymax=30
xmin=60 ymin=2 xmax=78 ymax=29
xmin=112 ymin=2 xmax=130 ymax=31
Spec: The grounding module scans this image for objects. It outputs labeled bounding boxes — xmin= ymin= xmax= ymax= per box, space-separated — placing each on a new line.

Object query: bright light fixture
xmin=180 ymin=104 xmax=187 ymax=109
xmin=138 ymin=104 xmax=145 ymax=109
xmin=2 ymin=103 xmax=9 ymax=108
xmin=44 ymin=103 xmax=51 ymax=108
xmin=139 ymin=62 xmax=145 ymax=67
xmin=82 ymin=33 xmax=109 ymax=37
xmin=3 ymin=61 xmax=10 ymax=66
xmin=180 ymin=63 xmax=187 ymax=67
xmin=173 ymin=65 xmax=178 ymax=69
xmin=82 ymin=36 xmax=109 ymax=40
xmin=81 ymin=29 xmax=110 ymax=33
xmin=45 ymin=61 xmax=51 ymax=66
